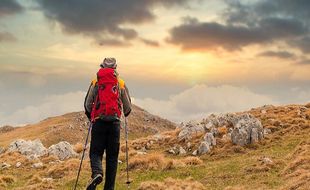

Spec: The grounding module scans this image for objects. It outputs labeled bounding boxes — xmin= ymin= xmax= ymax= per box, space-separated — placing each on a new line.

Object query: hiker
xmin=84 ymin=58 xmax=132 ymax=190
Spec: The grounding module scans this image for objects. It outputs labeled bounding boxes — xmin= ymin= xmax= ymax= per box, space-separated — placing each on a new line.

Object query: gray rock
xmin=231 ymin=115 xmax=264 ymax=146
xmin=153 ymin=134 xmax=163 ymax=141
xmin=251 ymin=128 xmax=259 ymax=143
xmin=179 ymin=146 xmax=187 ymax=155
xmin=261 ymin=157 xmax=273 ymax=164
xmin=178 ymin=120 xmax=205 ymax=141
xmin=16 ymin=162 xmax=22 ymax=168
xmin=210 ymin=127 xmax=219 ymax=137
xmin=42 ymin=178 xmax=53 ymax=182
xmin=203 ymin=132 xmax=216 ymax=147
xmin=32 ymin=162 xmax=43 ymax=169
xmin=222 ymin=133 xmax=231 ymax=142
xmin=137 ymin=151 xmax=147 ymax=155
xmin=0 ymin=147 xmax=5 ymax=155
xmin=168 ymin=149 xmax=175 ymax=155
xmin=263 ymin=128 xmax=272 ymax=135
xmin=1 ymin=162 xmax=11 ymax=170
xmin=192 ymin=150 xmax=198 ymax=156
xmin=186 ymin=142 xmax=191 ymax=149
xmin=8 ymin=139 xmax=47 ymax=157
xmin=203 ymin=122 xmax=214 ymax=130
xmin=140 ymin=147 xmax=147 ymax=152
xmin=48 ymin=141 xmax=78 ymax=160
xmin=26 ymin=154 xmax=40 ymax=161
xmin=198 ymin=142 xmax=210 ymax=155
xmin=300 ymin=106 xmax=307 ymax=112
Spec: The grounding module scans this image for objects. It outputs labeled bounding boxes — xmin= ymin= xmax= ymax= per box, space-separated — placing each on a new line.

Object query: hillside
xmin=0 ymin=105 xmax=176 ymax=147
xmin=0 ymin=103 xmax=309 ymax=190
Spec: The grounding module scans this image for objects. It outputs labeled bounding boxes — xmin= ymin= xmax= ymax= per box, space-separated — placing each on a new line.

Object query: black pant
xmin=89 ymin=119 xmax=120 ymax=190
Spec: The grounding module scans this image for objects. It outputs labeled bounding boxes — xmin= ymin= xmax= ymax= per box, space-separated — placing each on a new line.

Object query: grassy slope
xmin=0 ymin=103 xmax=309 ymax=190
xmin=0 ymin=105 xmax=176 ymax=148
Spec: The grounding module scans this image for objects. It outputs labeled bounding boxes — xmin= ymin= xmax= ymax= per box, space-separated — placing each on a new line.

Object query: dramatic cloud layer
xmin=258 ymin=51 xmax=295 ymax=59
xmin=167 ymin=0 xmax=310 ymax=53
xmin=0 ymin=0 xmax=23 ymax=43
xmin=0 ymin=0 xmax=23 ymax=17
xmin=35 ymin=0 xmax=189 ymax=46
xmin=135 ymin=84 xmax=277 ymax=122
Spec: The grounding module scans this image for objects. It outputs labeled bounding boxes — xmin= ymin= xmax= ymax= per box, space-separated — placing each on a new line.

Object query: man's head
xmin=100 ymin=57 xmax=117 ymax=69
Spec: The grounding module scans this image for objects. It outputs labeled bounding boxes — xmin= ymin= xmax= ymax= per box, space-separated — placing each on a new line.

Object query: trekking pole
xmin=124 ymin=117 xmax=131 ymax=189
xmin=73 ymin=122 xmax=92 ymax=190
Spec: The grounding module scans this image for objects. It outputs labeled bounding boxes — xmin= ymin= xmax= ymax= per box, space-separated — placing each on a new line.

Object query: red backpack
xmin=91 ymin=68 xmax=122 ymax=122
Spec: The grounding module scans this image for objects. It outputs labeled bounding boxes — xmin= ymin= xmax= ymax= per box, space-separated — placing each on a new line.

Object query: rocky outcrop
xmin=198 ymin=142 xmax=210 ymax=155
xmin=48 ymin=141 xmax=78 ymax=160
xmin=179 ymin=113 xmax=264 ymax=155
xmin=7 ymin=139 xmax=47 ymax=158
xmin=231 ymin=115 xmax=264 ymax=146
xmin=178 ymin=121 xmax=205 ymax=141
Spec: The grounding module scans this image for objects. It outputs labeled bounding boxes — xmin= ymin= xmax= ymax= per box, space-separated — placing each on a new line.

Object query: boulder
xmin=168 ymin=149 xmax=176 ymax=155
xmin=198 ymin=142 xmax=210 ymax=155
xmin=0 ymin=162 xmax=11 ymax=170
xmin=32 ymin=162 xmax=44 ymax=169
xmin=0 ymin=147 xmax=5 ymax=154
xmin=178 ymin=120 xmax=205 ymax=141
xmin=8 ymin=139 xmax=47 ymax=157
xmin=179 ymin=146 xmax=187 ymax=155
xmin=16 ymin=162 xmax=22 ymax=168
xmin=48 ymin=141 xmax=78 ymax=160
xmin=231 ymin=115 xmax=264 ymax=146
xmin=203 ymin=133 xmax=216 ymax=147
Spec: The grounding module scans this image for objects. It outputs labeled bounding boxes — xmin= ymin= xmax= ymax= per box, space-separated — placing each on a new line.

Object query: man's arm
xmin=84 ymin=80 xmax=97 ymax=119
xmin=121 ymin=84 xmax=132 ymax=117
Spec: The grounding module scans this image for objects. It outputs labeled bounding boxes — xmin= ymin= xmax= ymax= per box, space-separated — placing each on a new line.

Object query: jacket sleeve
xmin=84 ymin=80 xmax=97 ymax=119
xmin=121 ymin=84 xmax=132 ymax=117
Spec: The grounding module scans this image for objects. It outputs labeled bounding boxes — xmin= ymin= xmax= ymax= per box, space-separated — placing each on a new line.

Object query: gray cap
xmin=100 ymin=57 xmax=117 ymax=69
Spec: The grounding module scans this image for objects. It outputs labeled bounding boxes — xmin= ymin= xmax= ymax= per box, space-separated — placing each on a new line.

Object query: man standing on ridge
xmin=84 ymin=58 xmax=132 ymax=190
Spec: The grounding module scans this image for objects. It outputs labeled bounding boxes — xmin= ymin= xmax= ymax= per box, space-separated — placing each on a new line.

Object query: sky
xmin=0 ymin=0 xmax=310 ymax=126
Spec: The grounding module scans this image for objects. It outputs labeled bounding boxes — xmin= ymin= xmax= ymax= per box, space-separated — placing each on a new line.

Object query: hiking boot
xmin=86 ymin=174 xmax=103 ymax=190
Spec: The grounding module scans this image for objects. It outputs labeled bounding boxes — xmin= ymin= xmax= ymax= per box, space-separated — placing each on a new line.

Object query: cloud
xmin=134 ymin=84 xmax=277 ymax=122
xmin=0 ymin=31 xmax=16 ymax=42
xmin=0 ymin=0 xmax=23 ymax=17
xmin=0 ymin=91 xmax=86 ymax=126
xmin=258 ymin=51 xmax=295 ymax=59
xmin=96 ymin=38 xmax=131 ymax=47
xmin=167 ymin=16 xmax=307 ymax=51
xmin=291 ymin=36 xmax=310 ymax=53
xmin=167 ymin=0 xmax=310 ymax=53
xmin=35 ymin=0 xmax=190 ymax=46
xmin=140 ymin=38 xmax=160 ymax=47
xmin=296 ymin=59 xmax=310 ymax=65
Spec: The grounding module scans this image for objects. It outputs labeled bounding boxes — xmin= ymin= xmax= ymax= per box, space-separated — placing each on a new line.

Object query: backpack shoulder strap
xmin=91 ymin=78 xmax=97 ymax=86
xmin=118 ymin=78 xmax=125 ymax=89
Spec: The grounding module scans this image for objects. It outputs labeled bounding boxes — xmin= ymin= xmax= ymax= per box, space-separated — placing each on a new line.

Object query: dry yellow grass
xmin=218 ymin=126 xmax=228 ymax=135
xmin=138 ymin=177 xmax=206 ymax=190
xmin=181 ymin=156 xmax=203 ymax=166
xmin=47 ymin=158 xmax=80 ymax=179
xmin=128 ymin=154 xmax=167 ymax=171
xmin=280 ymin=140 xmax=310 ymax=190
xmin=73 ymin=142 xmax=84 ymax=153
xmin=0 ymin=175 xmax=16 ymax=188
